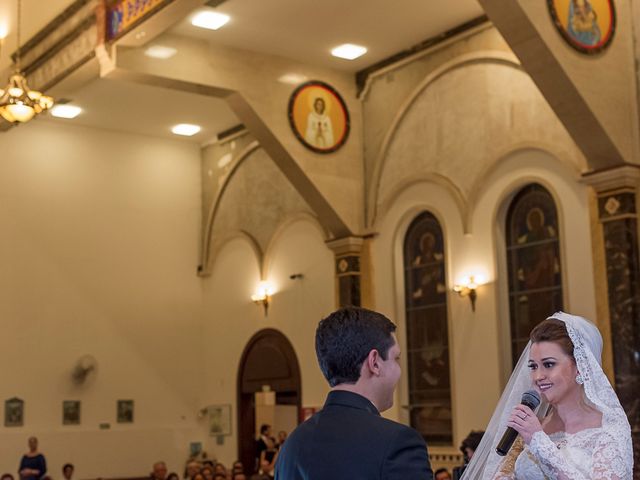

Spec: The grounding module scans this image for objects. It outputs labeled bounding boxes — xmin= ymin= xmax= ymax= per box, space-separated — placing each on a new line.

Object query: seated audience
xmin=248 ymin=473 xmax=269 ymax=480
xmin=213 ymin=464 xmax=226 ymax=477
xmin=453 ymin=430 xmax=484 ymax=480
xmin=276 ymin=431 xmax=287 ymax=449
xmin=2 ymin=474 xmax=15 ymax=480
xmin=62 ymin=464 xmax=74 ymax=480
xmin=167 ymin=473 xmax=179 ymax=480
xmin=151 ymin=462 xmax=167 ymax=480
xmin=231 ymin=461 xmax=244 ymax=476
xmin=200 ymin=466 xmax=213 ymax=480
xmin=185 ymin=462 xmax=201 ymax=480
xmin=434 ymin=467 xmax=452 ymax=480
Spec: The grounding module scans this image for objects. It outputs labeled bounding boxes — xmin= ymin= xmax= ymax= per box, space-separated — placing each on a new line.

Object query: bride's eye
xmin=527 ymin=363 xmax=537 ymax=370
xmin=543 ymin=361 xmax=555 ymax=368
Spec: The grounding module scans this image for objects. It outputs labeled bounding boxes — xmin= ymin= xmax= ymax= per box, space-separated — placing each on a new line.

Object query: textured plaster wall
xmin=201 ymin=218 xmax=334 ymax=466
xmin=376 ymin=61 xmax=586 ymax=220
xmin=0 ymin=119 xmax=336 ymax=473
xmin=201 ymin=132 xmax=258 ymax=233
xmin=362 ymin=27 xmax=510 ymax=202
xmin=117 ymin=33 xmax=364 ymax=234
xmin=206 ymin=144 xmax=316 ymax=266
xmin=516 ymin=0 xmax=640 ymax=164
xmin=365 ymin=26 xmax=596 ymax=451
xmin=373 ymin=149 xmax=597 ymax=452
xmin=0 ymin=121 xmax=205 ymax=477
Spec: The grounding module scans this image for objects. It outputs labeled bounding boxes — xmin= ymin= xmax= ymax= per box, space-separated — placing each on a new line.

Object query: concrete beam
xmin=479 ymin=0 xmax=638 ymax=170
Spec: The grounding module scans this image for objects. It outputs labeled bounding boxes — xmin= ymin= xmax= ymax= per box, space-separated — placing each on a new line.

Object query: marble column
xmin=583 ymin=165 xmax=640 ymax=479
xmin=327 ymin=237 xmax=364 ymax=308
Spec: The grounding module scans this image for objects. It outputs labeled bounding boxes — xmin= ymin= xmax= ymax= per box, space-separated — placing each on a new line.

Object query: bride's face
xmin=528 ymin=341 xmax=579 ymax=405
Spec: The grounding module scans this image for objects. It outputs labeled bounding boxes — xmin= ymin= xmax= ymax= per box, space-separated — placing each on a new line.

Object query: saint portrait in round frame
xmin=547 ymin=0 xmax=616 ymax=54
xmin=288 ymin=80 xmax=350 ymax=154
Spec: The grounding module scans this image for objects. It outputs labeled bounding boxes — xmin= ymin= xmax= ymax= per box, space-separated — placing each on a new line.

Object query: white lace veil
xmin=462 ymin=311 xmax=633 ymax=479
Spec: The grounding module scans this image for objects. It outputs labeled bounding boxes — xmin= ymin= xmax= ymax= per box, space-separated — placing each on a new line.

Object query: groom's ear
xmin=363 ymin=349 xmax=381 ymax=376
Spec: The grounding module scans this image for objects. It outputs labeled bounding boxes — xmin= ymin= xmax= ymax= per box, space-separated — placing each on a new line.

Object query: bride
xmin=462 ymin=312 xmax=633 ymax=479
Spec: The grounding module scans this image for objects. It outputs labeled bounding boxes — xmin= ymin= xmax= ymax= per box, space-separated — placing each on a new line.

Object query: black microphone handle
xmin=496 ymin=426 xmax=519 ymax=456
xmin=495 ymin=390 xmax=541 ymax=456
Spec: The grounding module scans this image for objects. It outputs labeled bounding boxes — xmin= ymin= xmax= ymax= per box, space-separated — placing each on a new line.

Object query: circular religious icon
xmin=288 ymin=80 xmax=350 ymax=154
xmin=547 ymin=0 xmax=616 ymax=54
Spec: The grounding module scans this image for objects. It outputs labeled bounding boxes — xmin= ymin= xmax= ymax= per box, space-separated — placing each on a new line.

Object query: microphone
xmin=496 ymin=389 xmax=541 ymax=456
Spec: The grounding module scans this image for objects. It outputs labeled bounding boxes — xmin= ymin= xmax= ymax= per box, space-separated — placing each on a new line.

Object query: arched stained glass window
xmin=403 ymin=211 xmax=452 ymax=444
xmin=506 ymin=184 xmax=563 ymax=367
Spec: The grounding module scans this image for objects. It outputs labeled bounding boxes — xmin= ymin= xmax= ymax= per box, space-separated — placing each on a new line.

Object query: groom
xmin=275 ymin=307 xmax=433 ymax=479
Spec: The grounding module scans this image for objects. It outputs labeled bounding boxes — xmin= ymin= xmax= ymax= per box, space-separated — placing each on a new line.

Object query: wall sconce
xmin=453 ymin=275 xmax=485 ymax=312
xmin=251 ymin=281 xmax=275 ymax=316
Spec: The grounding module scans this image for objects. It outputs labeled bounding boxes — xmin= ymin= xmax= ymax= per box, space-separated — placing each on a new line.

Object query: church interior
xmin=0 ymin=0 xmax=639 ymax=478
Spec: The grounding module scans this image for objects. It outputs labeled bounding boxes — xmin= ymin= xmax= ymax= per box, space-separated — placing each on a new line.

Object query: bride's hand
xmin=506 ymin=405 xmax=542 ymax=444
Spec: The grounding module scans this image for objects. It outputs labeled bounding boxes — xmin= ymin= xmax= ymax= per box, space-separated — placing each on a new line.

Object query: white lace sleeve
xmin=528 ymin=430 xmax=627 ymax=480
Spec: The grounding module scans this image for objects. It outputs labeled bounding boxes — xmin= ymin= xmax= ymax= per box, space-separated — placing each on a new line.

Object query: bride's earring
xmin=575 ymin=372 xmax=584 ymax=385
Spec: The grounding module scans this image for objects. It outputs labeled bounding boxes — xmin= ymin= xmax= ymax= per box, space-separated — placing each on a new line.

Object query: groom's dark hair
xmin=315 ymin=307 xmax=396 ymax=387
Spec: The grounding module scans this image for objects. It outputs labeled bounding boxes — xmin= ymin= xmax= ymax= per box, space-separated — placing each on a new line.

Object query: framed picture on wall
xmin=117 ymin=399 xmax=134 ymax=423
xmin=208 ymin=404 xmax=232 ymax=436
xmin=547 ymin=0 xmax=616 ymax=54
xmin=190 ymin=441 xmax=203 ymax=457
xmin=63 ymin=400 xmax=81 ymax=425
xmin=4 ymin=397 xmax=24 ymax=427
xmin=288 ymin=80 xmax=350 ymax=154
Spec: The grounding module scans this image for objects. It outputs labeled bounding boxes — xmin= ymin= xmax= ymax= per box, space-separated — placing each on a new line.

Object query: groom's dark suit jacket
xmin=274 ymin=390 xmax=433 ymax=480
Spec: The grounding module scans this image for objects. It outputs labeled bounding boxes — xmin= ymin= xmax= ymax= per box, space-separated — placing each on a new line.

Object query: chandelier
xmin=0 ymin=0 xmax=54 ymax=123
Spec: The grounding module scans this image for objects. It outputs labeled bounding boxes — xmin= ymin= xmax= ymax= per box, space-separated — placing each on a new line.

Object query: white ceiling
xmin=39 ymin=77 xmax=239 ymax=144
xmin=171 ymin=0 xmax=485 ymax=72
xmin=2 ymin=0 xmax=485 ymax=140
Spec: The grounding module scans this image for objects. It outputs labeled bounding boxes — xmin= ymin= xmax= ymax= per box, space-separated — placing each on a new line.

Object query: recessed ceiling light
xmin=144 ymin=45 xmax=177 ymax=59
xmin=172 ymin=124 xmax=201 ymax=136
xmin=331 ymin=43 xmax=367 ymax=60
xmin=191 ymin=11 xmax=230 ymax=30
xmin=50 ymin=105 xmax=82 ymax=119
xmin=277 ymin=73 xmax=309 ymax=85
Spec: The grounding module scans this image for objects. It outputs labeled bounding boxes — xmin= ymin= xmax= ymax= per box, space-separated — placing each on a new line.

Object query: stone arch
xmin=201 ymin=140 xmax=261 ymax=274
xmin=201 ymin=145 xmax=317 ymax=275
xmin=367 ymin=51 xmax=523 ymax=227
xmin=236 ymin=329 xmax=301 ymax=473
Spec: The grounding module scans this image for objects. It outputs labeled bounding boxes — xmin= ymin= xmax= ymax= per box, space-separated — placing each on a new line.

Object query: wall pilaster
xmin=583 ymin=164 xmax=640 ymax=479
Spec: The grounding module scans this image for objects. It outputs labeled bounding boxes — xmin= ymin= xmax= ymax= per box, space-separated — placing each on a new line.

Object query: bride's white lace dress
xmin=462 ymin=312 xmax=633 ymax=480
xmin=494 ymin=428 xmax=629 ymax=479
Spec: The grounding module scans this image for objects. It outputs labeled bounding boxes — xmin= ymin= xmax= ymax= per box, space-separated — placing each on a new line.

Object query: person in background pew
xmin=435 ymin=467 xmax=452 ymax=480
xmin=453 ymin=430 xmax=484 ymax=480
xmin=62 ymin=464 xmax=74 ymax=480
xmin=151 ymin=462 xmax=167 ymax=480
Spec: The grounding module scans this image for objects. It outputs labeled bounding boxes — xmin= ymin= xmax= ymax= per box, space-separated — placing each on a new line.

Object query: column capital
xmin=581 ymin=164 xmax=640 ymax=193
xmin=326 ymin=236 xmax=364 ymax=256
